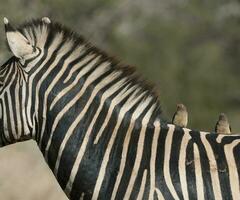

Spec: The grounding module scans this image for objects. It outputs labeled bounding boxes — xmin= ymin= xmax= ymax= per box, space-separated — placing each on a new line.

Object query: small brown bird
xmin=215 ymin=113 xmax=231 ymax=134
xmin=172 ymin=104 xmax=188 ymax=128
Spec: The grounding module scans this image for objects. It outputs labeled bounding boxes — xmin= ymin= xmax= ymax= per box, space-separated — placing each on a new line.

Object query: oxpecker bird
xmin=172 ymin=103 xmax=188 ymax=128
xmin=215 ymin=113 xmax=231 ymax=134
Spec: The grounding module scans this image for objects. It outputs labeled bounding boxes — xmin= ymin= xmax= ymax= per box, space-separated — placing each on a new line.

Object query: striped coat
xmin=0 ymin=18 xmax=240 ymax=200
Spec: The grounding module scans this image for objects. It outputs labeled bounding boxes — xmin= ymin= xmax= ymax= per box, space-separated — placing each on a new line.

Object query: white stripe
xmin=35 ymin=40 xmax=74 ymax=122
xmin=91 ymin=93 xmax=151 ymax=200
xmin=200 ymin=132 xmax=222 ymax=200
xmin=21 ymin=80 xmax=30 ymax=137
xmin=193 ymin=143 xmax=204 ymax=200
xmin=123 ymin=104 xmax=155 ymax=199
xmin=0 ymin=102 xmax=2 ymax=119
xmin=54 ymin=71 xmax=118 ymax=175
xmin=0 ymin=62 xmax=14 ymax=80
xmin=37 ymin=41 xmax=74 ymax=146
xmin=178 ymin=128 xmax=191 ymax=200
xmin=110 ymin=96 xmax=152 ymax=200
xmin=215 ymin=134 xmax=240 ymax=144
xmin=149 ymin=120 xmax=161 ymax=200
xmin=50 ymin=54 xmax=99 ymax=110
xmin=14 ymin=75 xmax=22 ymax=138
xmin=79 ymin=193 xmax=85 ymax=200
xmin=0 ymin=64 xmax=16 ymax=95
xmin=216 ymin=134 xmax=225 ymax=143
xmin=64 ymin=77 xmax=126 ymax=195
xmin=163 ymin=124 xmax=180 ymax=200
xmin=2 ymin=101 xmax=10 ymax=141
xmin=1 ymin=63 xmax=29 ymax=139
xmin=110 ymin=123 xmax=135 ymax=200
xmin=0 ymin=64 xmax=8 ymax=74
xmin=45 ymin=61 xmax=109 ymax=160
xmin=93 ymin=86 xmax=138 ymax=145
xmin=7 ymin=91 xmax=17 ymax=139
xmin=26 ymin=33 xmax=64 ymax=128
xmin=38 ymin=45 xmax=83 ymax=146
xmin=0 ymin=65 xmax=22 ymax=140
xmin=63 ymin=50 xmax=95 ymax=84
xmin=155 ymin=188 xmax=165 ymax=200
xmin=224 ymin=140 xmax=240 ymax=200
xmin=136 ymin=169 xmax=148 ymax=200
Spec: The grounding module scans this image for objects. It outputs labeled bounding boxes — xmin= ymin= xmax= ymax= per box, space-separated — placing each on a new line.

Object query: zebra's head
xmin=4 ymin=18 xmax=36 ymax=59
xmin=4 ymin=17 xmax=51 ymax=64
xmin=0 ymin=17 xmax=52 ymax=146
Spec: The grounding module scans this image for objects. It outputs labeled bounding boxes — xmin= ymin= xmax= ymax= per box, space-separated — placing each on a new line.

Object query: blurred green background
xmin=0 ymin=0 xmax=240 ymax=132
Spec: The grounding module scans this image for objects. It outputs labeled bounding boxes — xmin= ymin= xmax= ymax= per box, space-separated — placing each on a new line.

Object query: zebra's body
xmin=0 ymin=18 xmax=240 ymax=200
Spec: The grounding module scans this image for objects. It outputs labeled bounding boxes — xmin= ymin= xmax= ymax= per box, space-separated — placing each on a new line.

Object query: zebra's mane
xmin=17 ymin=19 xmax=162 ymax=121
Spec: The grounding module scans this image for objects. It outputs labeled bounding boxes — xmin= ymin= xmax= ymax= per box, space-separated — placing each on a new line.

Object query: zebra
xmin=0 ymin=17 xmax=240 ymax=200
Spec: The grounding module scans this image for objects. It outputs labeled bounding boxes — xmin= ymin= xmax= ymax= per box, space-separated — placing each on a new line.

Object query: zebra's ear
xmin=4 ymin=17 xmax=34 ymax=59
xmin=42 ymin=17 xmax=51 ymax=24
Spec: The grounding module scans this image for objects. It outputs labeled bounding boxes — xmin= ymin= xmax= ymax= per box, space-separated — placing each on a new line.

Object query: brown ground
xmin=0 ymin=140 xmax=68 ymax=200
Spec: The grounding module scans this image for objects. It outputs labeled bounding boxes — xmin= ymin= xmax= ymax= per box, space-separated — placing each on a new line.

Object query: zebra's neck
xmin=0 ymin=57 xmax=31 ymax=144
xmin=0 ymin=19 xmax=162 ymax=146
xmin=17 ymin=22 xmax=161 ymax=143
xmin=32 ymin=43 xmax=162 ymax=149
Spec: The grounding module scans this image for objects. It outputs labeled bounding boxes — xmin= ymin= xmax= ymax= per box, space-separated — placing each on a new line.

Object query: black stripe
xmin=18 ymin=82 xmax=25 ymax=137
xmin=169 ymin=127 xmax=184 ymax=200
xmin=56 ymin=70 xmax=115 ymax=189
xmin=185 ymin=140 xmax=197 ymax=199
xmin=233 ymin=143 xmax=240 ymax=198
xmin=0 ymin=62 xmax=16 ymax=93
xmin=34 ymin=39 xmax=67 ymax=143
xmin=99 ymin=96 xmax=149 ymax=199
xmin=132 ymin=121 xmax=155 ymax=200
xmin=70 ymin=96 xmax=121 ymax=199
xmin=9 ymin=66 xmax=19 ymax=138
xmin=40 ymin=57 xmax=109 ymax=151
xmin=206 ymin=134 xmax=232 ymax=200
xmin=190 ymin=130 xmax=215 ymax=200
xmin=4 ymin=93 xmax=15 ymax=142
xmin=155 ymin=125 xmax=175 ymax=200
xmin=114 ymin=102 xmax=152 ymax=199
xmin=24 ymin=48 xmax=42 ymax=66
xmin=0 ymin=100 xmax=10 ymax=144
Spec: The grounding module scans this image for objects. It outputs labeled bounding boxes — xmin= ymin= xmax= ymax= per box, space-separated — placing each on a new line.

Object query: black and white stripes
xmin=0 ymin=19 xmax=240 ymax=200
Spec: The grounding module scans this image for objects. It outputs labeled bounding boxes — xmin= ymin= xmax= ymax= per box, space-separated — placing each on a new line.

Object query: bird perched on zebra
xmin=172 ymin=103 xmax=188 ymax=128
xmin=215 ymin=113 xmax=231 ymax=134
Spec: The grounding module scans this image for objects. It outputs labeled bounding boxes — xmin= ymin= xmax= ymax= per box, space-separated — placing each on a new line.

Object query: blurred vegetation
xmin=0 ymin=0 xmax=240 ymax=132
